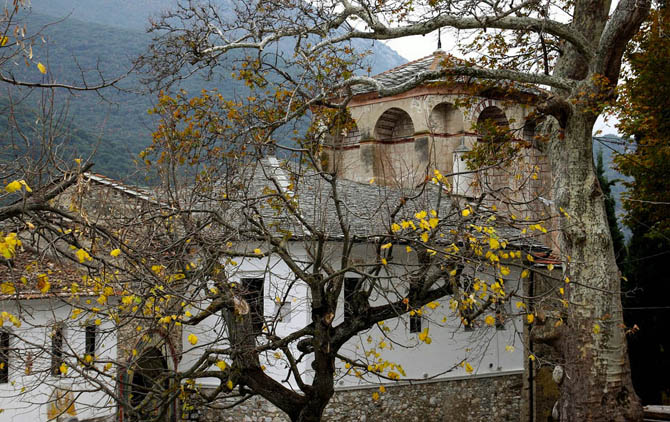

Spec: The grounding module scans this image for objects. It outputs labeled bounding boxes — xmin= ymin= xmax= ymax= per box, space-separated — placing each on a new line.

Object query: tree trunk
xmin=548 ymin=112 xmax=643 ymax=421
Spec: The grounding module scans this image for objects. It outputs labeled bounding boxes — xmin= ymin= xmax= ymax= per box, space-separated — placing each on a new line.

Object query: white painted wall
xmin=181 ymin=241 xmax=525 ymax=393
xmin=0 ymin=298 xmax=117 ymax=421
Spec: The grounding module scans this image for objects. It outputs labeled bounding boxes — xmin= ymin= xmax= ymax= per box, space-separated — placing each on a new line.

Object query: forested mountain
xmin=3 ymin=2 xmax=406 ymax=181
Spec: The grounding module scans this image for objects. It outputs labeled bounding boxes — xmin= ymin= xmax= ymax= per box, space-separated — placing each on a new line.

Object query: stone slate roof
xmin=225 ymin=157 xmax=546 ymax=250
xmin=351 ymin=50 xmax=545 ymax=97
xmin=0 ymin=249 xmax=85 ymax=300
xmin=352 ymin=52 xmax=447 ymax=95
xmin=227 ymin=157 xmax=456 ymax=240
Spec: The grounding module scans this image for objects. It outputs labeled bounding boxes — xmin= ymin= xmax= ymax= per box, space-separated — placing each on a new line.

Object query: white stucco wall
xmin=0 ymin=298 xmax=117 ymax=421
xmin=181 ymin=241 xmax=525 ymax=393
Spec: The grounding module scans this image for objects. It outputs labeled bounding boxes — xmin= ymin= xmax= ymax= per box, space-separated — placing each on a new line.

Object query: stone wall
xmin=196 ymin=373 xmax=523 ymax=422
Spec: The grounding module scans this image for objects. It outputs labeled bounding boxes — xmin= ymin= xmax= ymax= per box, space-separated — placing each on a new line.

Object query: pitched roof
xmin=352 ymin=51 xmax=448 ymax=95
xmin=351 ymin=50 xmax=545 ymax=97
xmin=223 ymin=158 xmax=547 ymax=250
xmin=0 ymin=249 xmax=82 ymax=300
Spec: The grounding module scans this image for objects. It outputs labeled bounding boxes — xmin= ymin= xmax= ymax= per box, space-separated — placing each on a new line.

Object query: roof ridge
xmin=373 ymin=50 xmax=447 ymax=78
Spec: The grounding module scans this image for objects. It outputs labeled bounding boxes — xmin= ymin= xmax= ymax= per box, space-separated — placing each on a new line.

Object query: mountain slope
xmin=6 ymin=5 xmax=405 ymax=182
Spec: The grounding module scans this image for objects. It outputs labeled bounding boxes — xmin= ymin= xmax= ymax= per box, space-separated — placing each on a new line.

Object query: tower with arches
xmin=325 ymin=51 xmax=553 ymax=226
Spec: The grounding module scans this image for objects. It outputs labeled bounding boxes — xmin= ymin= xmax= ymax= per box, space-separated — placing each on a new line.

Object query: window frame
xmin=0 ymin=330 xmax=10 ymax=383
xmin=85 ymin=323 xmax=97 ymax=366
xmin=409 ymin=313 xmax=423 ymax=333
xmin=343 ymin=277 xmax=359 ymax=322
xmin=241 ymin=277 xmax=265 ymax=333
xmin=51 ymin=323 xmax=65 ymax=377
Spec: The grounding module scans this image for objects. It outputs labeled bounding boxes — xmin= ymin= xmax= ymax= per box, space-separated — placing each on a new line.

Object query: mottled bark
xmin=546 ymin=110 xmax=642 ymax=421
xmin=543 ymin=0 xmax=649 ymax=418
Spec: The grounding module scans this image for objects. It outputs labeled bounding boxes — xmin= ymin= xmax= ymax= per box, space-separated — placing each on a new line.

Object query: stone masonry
xmin=196 ymin=373 xmax=523 ymax=422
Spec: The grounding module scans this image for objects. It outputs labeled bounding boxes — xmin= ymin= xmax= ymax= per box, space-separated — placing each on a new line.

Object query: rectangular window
xmin=409 ymin=314 xmax=422 ymax=333
xmin=0 ymin=331 xmax=9 ymax=383
xmin=495 ymin=301 xmax=506 ymax=330
xmin=85 ymin=323 xmax=96 ymax=363
xmin=242 ymin=278 xmax=264 ymax=333
xmin=343 ymin=278 xmax=358 ymax=322
xmin=51 ymin=324 xmax=64 ymax=376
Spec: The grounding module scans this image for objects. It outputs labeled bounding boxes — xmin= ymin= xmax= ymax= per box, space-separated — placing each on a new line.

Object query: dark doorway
xmin=129 ymin=347 xmax=171 ymax=421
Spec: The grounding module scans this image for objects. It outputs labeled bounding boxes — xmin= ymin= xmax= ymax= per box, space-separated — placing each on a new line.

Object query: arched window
xmin=476 ymin=106 xmax=510 ymax=142
xmin=374 ymin=108 xmax=414 ymax=141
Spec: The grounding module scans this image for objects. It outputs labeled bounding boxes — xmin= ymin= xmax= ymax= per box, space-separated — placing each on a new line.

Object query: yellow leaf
xmin=529 ymin=354 xmax=536 ymax=361
xmin=391 ymin=223 xmax=401 ymax=232
xmin=379 ymin=385 xmax=386 ymax=393
xmin=485 ymin=315 xmax=495 ymax=326
xmin=380 ymin=243 xmax=392 ymax=249
xmin=418 ymin=328 xmax=431 ymax=343
xmin=505 ymin=345 xmax=515 ymax=353
xmin=226 ymin=380 xmax=234 ymax=390
xmin=500 ymin=266 xmax=510 ymax=276
xmin=521 ymin=269 xmax=530 ymax=278
xmin=110 ymin=249 xmax=121 ymax=257
xmin=464 ymin=362 xmax=473 ymax=373
xmin=372 ymin=392 xmax=380 ymax=401
xmin=0 ymin=283 xmax=15 ymax=295
xmin=547 ymin=264 xmax=555 ymax=271
xmin=381 ymin=258 xmax=387 ymax=265
xmin=593 ymin=324 xmax=601 ymax=334
xmin=421 ymin=232 xmax=429 ymax=243
xmin=405 ymin=246 xmax=412 ymax=253
xmin=0 ymin=36 xmax=8 ymax=46
xmin=253 ymin=248 xmax=262 ymax=255
xmin=527 ymin=314 xmax=535 ymax=324
xmin=489 ymin=238 xmax=500 ymax=250
xmin=59 ymin=362 xmax=68 ymax=375
xmin=461 ymin=208 xmax=471 ymax=217
xmin=37 ymin=62 xmax=47 ymax=74
xmin=75 ymin=248 xmax=92 ymax=263
xmin=216 ymin=361 xmax=227 ymax=371
xmin=37 ymin=274 xmax=50 ymax=293
xmin=187 ymin=333 xmax=198 ymax=345
xmin=426 ymin=301 xmax=439 ymax=310
xmin=565 ymin=277 xmax=570 ymax=283
xmin=4 ymin=181 xmax=21 ymax=193
xmin=415 ymin=210 xmax=427 ymax=219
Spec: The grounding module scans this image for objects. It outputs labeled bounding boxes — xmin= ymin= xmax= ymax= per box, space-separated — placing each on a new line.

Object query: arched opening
xmin=374 ymin=107 xmax=414 ymax=141
xmin=429 ymin=103 xmax=464 ymax=134
xmin=476 ymin=106 xmax=510 ymax=141
xmin=523 ymin=117 xmax=545 ymax=146
xmin=129 ymin=347 xmax=170 ymax=421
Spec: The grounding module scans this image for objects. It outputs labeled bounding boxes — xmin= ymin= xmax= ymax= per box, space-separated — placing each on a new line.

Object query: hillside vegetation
xmin=5 ymin=3 xmax=405 ymax=182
